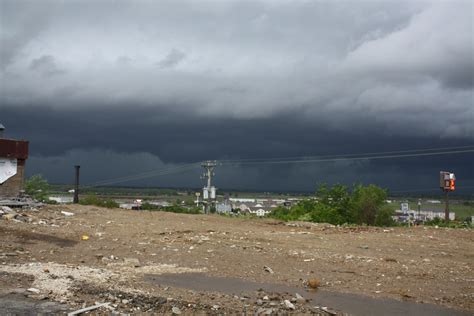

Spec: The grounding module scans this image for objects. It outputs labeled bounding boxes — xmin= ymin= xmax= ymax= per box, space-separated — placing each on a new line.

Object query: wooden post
xmin=444 ymin=190 xmax=449 ymax=222
xmin=73 ymin=165 xmax=80 ymax=203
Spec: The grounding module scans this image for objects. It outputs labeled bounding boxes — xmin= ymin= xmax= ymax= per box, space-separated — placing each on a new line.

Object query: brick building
xmin=0 ymin=124 xmax=29 ymax=197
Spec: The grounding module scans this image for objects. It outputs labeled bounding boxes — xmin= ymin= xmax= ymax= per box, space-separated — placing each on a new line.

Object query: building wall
xmin=0 ymin=159 xmax=25 ymax=197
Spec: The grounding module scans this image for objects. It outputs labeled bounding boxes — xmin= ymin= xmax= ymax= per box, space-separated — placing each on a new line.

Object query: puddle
xmin=0 ymin=294 xmax=70 ymax=314
xmin=146 ymin=273 xmax=470 ymax=316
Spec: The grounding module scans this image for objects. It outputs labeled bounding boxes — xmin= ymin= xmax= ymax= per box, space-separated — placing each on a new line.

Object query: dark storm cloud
xmin=2 ymin=105 xmax=473 ymax=192
xmin=1 ymin=0 xmax=473 ymax=191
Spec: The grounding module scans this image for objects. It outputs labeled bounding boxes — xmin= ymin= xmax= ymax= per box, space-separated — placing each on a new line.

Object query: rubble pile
xmin=0 ymin=206 xmax=37 ymax=223
xmin=0 ymin=196 xmax=43 ymax=208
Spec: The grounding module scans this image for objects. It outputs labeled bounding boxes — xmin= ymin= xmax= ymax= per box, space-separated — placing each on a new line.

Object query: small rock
xmin=27 ymin=288 xmax=40 ymax=294
xmin=122 ymin=299 xmax=129 ymax=304
xmin=263 ymin=295 xmax=269 ymax=300
xmin=172 ymin=306 xmax=181 ymax=314
xmin=256 ymin=307 xmax=273 ymax=315
xmin=307 ymin=278 xmax=321 ymax=289
xmin=3 ymin=213 xmax=17 ymax=220
xmin=295 ymin=293 xmax=305 ymax=302
xmin=123 ymin=257 xmax=141 ymax=267
xmin=263 ymin=266 xmax=274 ymax=274
xmin=284 ymin=300 xmax=295 ymax=310
xmin=256 ymin=299 xmax=263 ymax=306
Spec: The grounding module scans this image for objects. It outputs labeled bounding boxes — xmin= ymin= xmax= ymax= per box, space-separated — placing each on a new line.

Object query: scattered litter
xmin=263 ymin=266 xmax=274 ymax=274
xmin=67 ymin=302 xmax=111 ymax=316
xmin=81 ymin=235 xmax=89 ymax=241
xmin=61 ymin=211 xmax=74 ymax=216
xmin=27 ymin=287 xmax=40 ymax=293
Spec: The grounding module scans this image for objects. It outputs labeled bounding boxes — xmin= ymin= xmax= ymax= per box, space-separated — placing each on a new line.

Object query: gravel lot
xmin=0 ymin=205 xmax=472 ymax=314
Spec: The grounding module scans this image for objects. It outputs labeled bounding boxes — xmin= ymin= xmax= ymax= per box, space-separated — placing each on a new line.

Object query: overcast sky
xmin=1 ymin=0 xmax=473 ymax=193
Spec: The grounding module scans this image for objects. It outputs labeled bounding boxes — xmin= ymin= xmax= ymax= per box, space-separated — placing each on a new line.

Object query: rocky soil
xmin=0 ymin=204 xmax=472 ymax=315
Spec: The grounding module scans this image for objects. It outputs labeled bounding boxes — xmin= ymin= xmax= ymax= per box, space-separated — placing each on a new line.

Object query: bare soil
xmin=0 ymin=205 xmax=472 ymax=315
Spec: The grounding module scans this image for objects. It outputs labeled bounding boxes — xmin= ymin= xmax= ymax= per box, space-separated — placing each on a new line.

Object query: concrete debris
xmin=321 ymin=306 xmax=338 ymax=315
xmin=295 ymin=293 xmax=305 ymax=302
xmin=256 ymin=307 xmax=274 ymax=315
xmin=123 ymin=258 xmax=141 ymax=267
xmin=0 ymin=196 xmax=43 ymax=208
xmin=284 ymin=299 xmax=295 ymax=310
xmin=172 ymin=306 xmax=181 ymax=314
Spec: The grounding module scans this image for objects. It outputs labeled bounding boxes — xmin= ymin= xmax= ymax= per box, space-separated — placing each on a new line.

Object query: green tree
xmin=316 ymin=184 xmax=353 ymax=223
xmin=25 ymin=174 xmax=50 ymax=202
xmin=375 ymin=206 xmax=396 ymax=227
xmin=350 ymin=184 xmax=387 ymax=225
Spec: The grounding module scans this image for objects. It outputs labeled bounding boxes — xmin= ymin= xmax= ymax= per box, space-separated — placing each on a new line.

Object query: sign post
xmin=439 ymin=171 xmax=455 ymax=221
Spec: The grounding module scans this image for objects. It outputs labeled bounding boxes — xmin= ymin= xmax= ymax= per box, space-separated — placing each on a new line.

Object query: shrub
xmin=270 ymin=183 xmax=393 ymax=227
xmin=79 ymin=195 xmax=119 ymax=208
xmin=25 ymin=174 xmax=50 ymax=202
xmin=374 ymin=206 xmax=395 ymax=227
xmin=310 ymin=203 xmax=345 ymax=225
xmin=141 ymin=202 xmax=201 ymax=214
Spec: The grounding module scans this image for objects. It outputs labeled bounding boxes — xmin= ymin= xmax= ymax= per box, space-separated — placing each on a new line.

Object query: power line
xmin=84 ymin=146 xmax=474 ymax=187
xmin=219 ymin=145 xmax=474 ymax=164
xmin=220 ymin=148 xmax=474 ymax=166
xmin=87 ymin=163 xmax=200 ymax=187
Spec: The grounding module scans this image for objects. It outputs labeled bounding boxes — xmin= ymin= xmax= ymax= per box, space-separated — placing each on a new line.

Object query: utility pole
xmin=73 ymin=165 xmax=80 ymax=203
xmin=201 ymin=160 xmax=217 ymax=214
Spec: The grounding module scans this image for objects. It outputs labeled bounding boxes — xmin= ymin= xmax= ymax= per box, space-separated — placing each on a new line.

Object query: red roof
xmin=0 ymin=139 xmax=29 ymax=160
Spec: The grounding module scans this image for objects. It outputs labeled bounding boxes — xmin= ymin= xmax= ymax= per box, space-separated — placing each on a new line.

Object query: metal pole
xmin=444 ymin=190 xmax=449 ymax=222
xmin=73 ymin=165 xmax=80 ymax=203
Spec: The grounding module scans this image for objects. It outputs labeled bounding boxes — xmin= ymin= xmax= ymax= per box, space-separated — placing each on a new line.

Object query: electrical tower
xmin=201 ymin=160 xmax=217 ymax=214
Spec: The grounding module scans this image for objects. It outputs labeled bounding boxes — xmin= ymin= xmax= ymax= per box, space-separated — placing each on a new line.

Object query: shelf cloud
xmin=1 ymin=0 xmax=473 ymax=190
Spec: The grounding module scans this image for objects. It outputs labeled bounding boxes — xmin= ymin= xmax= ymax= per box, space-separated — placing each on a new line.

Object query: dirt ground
xmin=0 ymin=205 xmax=472 ymax=315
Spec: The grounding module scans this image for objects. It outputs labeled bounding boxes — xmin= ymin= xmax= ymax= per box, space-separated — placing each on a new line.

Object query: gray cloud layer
xmin=1 ymin=0 xmax=473 ymax=191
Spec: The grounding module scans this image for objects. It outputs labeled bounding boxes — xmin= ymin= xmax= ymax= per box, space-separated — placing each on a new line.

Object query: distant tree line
xmin=270 ymin=184 xmax=395 ymax=226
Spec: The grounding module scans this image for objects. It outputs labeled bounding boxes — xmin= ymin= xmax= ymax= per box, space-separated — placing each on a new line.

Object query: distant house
xmin=216 ymin=202 xmax=232 ymax=214
xmin=229 ymin=198 xmax=255 ymax=203
xmin=254 ymin=208 xmax=271 ymax=217
xmin=233 ymin=203 xmax=250 ymax=212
